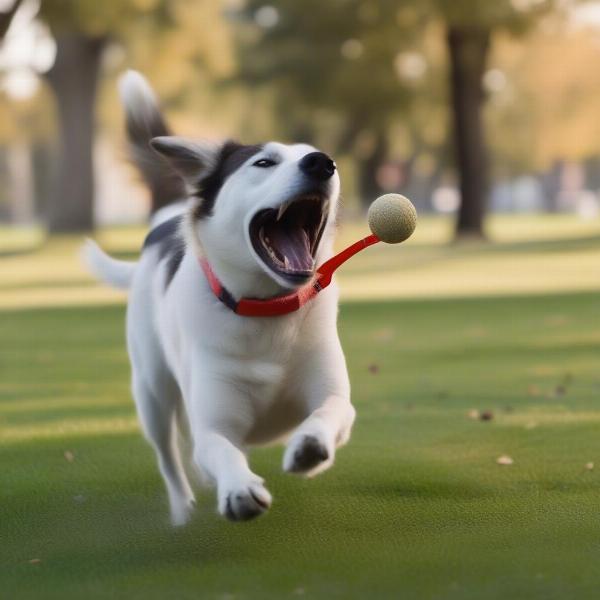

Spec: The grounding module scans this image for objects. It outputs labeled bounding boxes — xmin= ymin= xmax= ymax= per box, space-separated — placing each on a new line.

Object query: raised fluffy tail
xmin=118 ymin=70 xmax=186 ymax=212
xmin=82 ymin=239 xmax=137 ymax=290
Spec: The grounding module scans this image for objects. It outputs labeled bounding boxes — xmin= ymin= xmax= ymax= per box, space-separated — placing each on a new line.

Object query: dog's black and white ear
xmin=150 ymin=136 xmax=220 ymax=184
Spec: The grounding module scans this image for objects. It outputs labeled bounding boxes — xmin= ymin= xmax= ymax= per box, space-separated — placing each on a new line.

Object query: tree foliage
xmin=1 ymin=0 xmax=592 ymax=232
xmin=233 ymin=0 xmax=435 ymax=202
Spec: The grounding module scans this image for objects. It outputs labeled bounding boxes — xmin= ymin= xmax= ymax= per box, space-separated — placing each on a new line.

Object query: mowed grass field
xmin=2 ymin=215 xmax=600 ymax=599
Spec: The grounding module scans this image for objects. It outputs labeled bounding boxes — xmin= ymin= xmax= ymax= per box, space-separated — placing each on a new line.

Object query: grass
xmin=2 ymin=216 xmax=600 ymax=598
xmin=1 ymin=214 xmax=600 ymax=309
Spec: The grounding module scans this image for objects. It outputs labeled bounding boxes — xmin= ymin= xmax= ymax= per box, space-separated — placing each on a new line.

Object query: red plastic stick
xmin=315 ymin=234 xmax=380 ymax=289
xmin=201 ymin=233 xmax=381 ymax=317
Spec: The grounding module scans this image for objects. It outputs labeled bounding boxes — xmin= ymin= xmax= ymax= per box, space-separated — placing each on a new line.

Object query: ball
xmin=367 ymin=193 xmax=417 ymax=244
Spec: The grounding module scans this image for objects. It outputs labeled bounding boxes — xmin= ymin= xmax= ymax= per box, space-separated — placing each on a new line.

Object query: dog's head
xmin=151 ymin=137 xmax=340 ymax=296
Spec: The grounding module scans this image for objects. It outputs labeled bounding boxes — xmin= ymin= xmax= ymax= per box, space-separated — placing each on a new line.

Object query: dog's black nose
xmin=299 ymin=152 xmax=336 ymax=181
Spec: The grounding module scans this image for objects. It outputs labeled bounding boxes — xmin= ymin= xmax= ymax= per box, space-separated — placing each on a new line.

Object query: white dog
xmin=85 ymin=72 xmax=355 ymax=525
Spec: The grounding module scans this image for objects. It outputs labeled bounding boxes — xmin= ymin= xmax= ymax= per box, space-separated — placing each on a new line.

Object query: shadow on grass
xmin=339 ymin=473 xmax=492 ymax=501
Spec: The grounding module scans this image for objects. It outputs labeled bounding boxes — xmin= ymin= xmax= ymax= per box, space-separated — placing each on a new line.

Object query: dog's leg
xmin=133 ymin=377 xmax=196 ymax=526
xmin=187 ymin=375 xmax=272 ymax=521
xmin=192 ymin=431 xmax=272 ymax=521
xmin=283 ymin=336 xmax=355 ymax=477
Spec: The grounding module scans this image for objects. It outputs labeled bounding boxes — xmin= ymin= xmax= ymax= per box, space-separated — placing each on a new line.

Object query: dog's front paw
xmin=283 ymin=434 xmax=332 ymax=477
xmin=219 ymin=479 xmax=272 ymax=522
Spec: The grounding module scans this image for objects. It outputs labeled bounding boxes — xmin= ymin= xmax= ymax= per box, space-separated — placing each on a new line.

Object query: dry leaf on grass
xmin=496 ymin=455 xmax=514 ymax=466
xmin=479 ymin=410 xmax=494 ymax=421
xmin=467 ymin=409 xmax=494 ymax=421
xmin=585 ymin=462 xmax=594 ymax=471
xmin=64 ymin=450 xmax=74 ymax=462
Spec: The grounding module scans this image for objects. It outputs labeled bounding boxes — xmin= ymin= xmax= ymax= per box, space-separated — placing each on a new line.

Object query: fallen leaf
xmin=585 ymin=462 xmax=594 ymax=471
xmin=479 ymin=410 xmax=494 ymax=421
xmin=368 ymin=364 xmax=379 ymax=374
xmin=467 ymin=409 xmax=480 ymax=420
xmin=496 ymin=455 xmax=514 ymax=466
xmin=554 ymin=385 xmax=566 ymax=397
xmin=28 ymin=558 xmax=41 ymax=564
xmin=527 ymin=385 xmax=541 ymax=397
xmin=64 ymin=450 xmax=74 ymax=463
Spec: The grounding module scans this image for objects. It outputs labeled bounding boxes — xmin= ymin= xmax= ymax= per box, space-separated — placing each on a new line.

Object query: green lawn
xmin=2 ymin=214 xmax=600 ymax=309
xmin=2 ymin=216 xmax=600 ymax=598
xmin=2 ymin=287 xmax=600 ymax=598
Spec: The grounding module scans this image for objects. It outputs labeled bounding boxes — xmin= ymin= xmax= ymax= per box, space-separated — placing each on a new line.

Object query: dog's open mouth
xmin=249 ymin=193 xmax=329 ymax=284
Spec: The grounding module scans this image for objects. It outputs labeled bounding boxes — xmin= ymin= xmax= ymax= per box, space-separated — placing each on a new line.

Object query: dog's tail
xmin=82 ymin=239 xmax=137 ymax=290
xmin=118 ymin=70 xmax=186 ymax=212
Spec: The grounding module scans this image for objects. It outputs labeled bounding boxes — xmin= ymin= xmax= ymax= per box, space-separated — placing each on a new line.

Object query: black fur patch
xmin=143 ymin=216 xmax=182 ymax=249
xmin=143 ymin=215 xmax=186 ymax=289
xmin=165 ymin=245 xmax=185 ymax=288
xmin=194 ymin=141 xmax=262 ymax=219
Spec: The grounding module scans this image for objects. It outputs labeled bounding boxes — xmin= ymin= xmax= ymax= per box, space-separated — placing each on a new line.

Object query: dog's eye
xmin=252 ymin=158 xmax=277 ymax=168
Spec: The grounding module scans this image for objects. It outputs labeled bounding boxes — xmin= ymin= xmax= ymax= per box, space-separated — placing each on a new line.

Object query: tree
xmin=232 ymin=0 xmax=425 ymax=206
xmin=35 ymin=0 xmax=237 ymax=231
xmin=43 ymin=33 xmax=106 ymax=232
xmin=432 ymin=0 xmax=554 ymax=238
xmin=37 ymin=1 xmax=170 ymax=232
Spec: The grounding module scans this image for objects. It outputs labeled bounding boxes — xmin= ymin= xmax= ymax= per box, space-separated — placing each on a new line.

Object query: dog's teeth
xmin=277 ymin=202 xmax=290 ymax=221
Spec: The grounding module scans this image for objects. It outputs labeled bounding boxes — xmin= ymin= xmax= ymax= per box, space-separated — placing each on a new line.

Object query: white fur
xmin=88 ymin=79 xmax=355 ymax=525
xmin=118 ymin=70 xmax=160 ymax=123
xmin=82 ymin=239 xmax=136 ymax=290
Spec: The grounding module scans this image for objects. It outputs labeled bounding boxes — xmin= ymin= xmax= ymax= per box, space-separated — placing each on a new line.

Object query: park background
xmin=1 ymin=1 xmax=600 ymax=598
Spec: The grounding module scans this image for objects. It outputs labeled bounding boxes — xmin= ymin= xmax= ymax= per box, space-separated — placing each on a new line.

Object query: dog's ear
xmin=150 ymin=136 xmax=220 ymax=184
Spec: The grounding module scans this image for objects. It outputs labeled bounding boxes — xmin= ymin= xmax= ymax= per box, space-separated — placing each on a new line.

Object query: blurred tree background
xmin=0 ymin=0 xmax=599 ymax=237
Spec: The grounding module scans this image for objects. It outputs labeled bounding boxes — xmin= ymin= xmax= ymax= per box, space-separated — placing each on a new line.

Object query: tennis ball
xmin=367 ymin=193 xmax=417 ymax=244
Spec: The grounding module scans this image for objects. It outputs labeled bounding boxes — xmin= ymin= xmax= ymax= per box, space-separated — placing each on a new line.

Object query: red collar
xmin=199 ymin=234 xmax=379 ymax=317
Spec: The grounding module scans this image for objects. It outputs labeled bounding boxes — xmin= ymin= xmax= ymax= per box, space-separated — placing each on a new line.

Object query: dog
xmin=85 ymin=71 xmax=355 ymax=525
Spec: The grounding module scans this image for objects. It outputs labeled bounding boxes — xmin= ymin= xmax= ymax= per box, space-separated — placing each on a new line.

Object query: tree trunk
xmin=357 ymin=129 xmax=388 ymax=209
xmin=32 ymin=142 xmax=54 ymax=222
xmin=447 ymin=25 xmax=491 ymax=239
xmin=45 ymin=33 xmax=105 ymax=232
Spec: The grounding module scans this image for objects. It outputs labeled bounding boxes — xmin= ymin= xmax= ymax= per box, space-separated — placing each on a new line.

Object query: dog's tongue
xmin=267 ymin=223 xmax=313 ymax=271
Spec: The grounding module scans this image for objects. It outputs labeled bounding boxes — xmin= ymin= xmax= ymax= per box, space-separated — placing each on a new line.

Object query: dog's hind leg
xmin=133 ymin=376 xmax=196 ymax=526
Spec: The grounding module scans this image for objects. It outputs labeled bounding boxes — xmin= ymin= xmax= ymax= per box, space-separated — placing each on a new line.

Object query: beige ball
xmin=367 ymin=193 xmax=417 ymax=244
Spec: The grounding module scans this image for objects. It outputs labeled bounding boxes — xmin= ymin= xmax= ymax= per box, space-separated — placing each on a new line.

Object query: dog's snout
xmin=299 ymin=152 xmax=336 ymax=181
